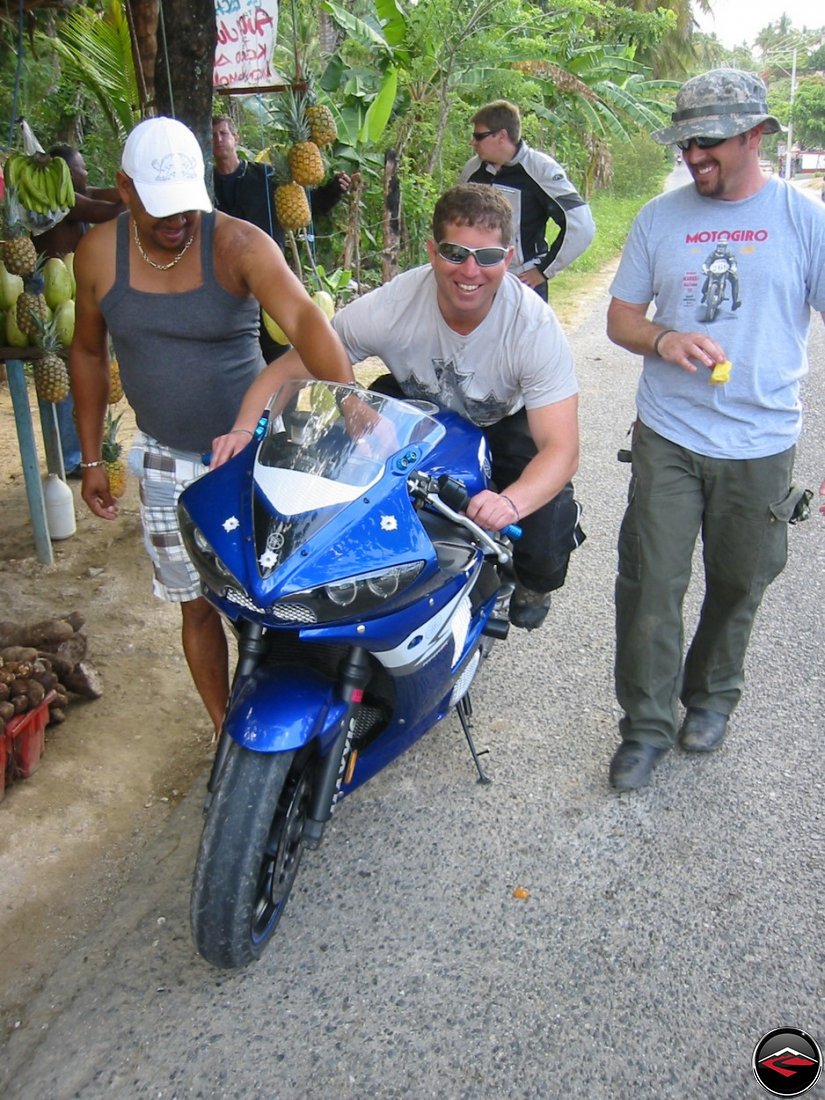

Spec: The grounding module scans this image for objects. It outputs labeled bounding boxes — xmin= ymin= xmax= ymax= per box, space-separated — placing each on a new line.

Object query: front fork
xmin=205 ymin=628 xmax=371 ymax=844
xmin=206 ymin=620 xmax=269 ymax=799
xmin=303 ymin=646 xmax=371 ymax=848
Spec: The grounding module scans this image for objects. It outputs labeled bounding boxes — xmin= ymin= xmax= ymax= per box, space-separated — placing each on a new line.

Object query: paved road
xmin=2 ymin=275 xmax=824 ymax=1099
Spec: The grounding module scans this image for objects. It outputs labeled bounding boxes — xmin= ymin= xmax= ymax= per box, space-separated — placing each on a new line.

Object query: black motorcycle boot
xmin=509 ymin=583 xmax=551 ymax=630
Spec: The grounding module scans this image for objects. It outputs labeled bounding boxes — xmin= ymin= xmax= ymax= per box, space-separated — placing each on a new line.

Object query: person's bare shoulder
xmin=213 ymin=211 xmax=289 ymax=290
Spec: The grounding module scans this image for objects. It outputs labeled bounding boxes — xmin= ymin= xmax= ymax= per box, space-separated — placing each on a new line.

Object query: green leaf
xmin=359 ymin=68 xmax=399 ymax=144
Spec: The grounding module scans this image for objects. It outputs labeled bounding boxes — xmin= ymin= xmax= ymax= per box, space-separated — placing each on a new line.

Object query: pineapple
xmin=288 ymin=141 xmax=325 ymax=188
xmin=1 ymin=186 xmax=37 ymax=277
xmin=275 ymin=182 xmax=312 ymax=232
xmin=109 ymin=357 xmax=124 ymax=404
xmin=33 ymin=318 xmax=70 ymax=404
xmin=282 ymin=90 xmax=325 ymax=187
xmin=305 ymin=103 xmax=337 ymax=148
xmin=268 ymin=148 xmax=312 ymax=232
xmin=102 ymin=410 xmax=127 ymax=498
xmin=16 ymin=268 xmax=49 ymax=343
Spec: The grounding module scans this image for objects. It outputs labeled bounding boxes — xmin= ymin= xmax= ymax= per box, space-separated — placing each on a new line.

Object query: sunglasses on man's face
xmin=436 ymin=241 xmax=509 ymax=267
xmin=675 ymin=136 xmax=728 ymax=152
xmin=472 ymin=130 xmax=496 ymax=142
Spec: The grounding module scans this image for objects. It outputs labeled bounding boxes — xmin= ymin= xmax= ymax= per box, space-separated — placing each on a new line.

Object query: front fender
xmin=224 ymin=664 xmax=348 ymax=753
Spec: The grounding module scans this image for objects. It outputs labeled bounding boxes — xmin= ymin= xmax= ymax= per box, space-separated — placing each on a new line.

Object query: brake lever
xmin=420 ymin=474 xmax=518 ymax=564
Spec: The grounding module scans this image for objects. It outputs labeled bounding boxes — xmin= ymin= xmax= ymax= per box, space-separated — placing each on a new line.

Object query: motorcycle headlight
xmin=271 ymin=562 xmax=424 ymax=623
xmin=180 ymin=511 xmax=242 ymax=592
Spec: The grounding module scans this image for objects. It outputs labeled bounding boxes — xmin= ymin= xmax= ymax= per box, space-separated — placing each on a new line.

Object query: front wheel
xmin=190 ymin=741 xmax=314 ymax=968
xmin=704 ymin=280 xmax=721 ymax=323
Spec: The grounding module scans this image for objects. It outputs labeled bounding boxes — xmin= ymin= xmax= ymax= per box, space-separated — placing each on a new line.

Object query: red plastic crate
xmin=5 ymin=691 xmax=56 ymax=782
xmin=0 ymin=730 xmax=8 ymax=802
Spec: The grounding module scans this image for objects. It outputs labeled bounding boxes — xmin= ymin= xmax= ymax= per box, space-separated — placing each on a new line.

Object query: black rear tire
xmin=191 ymin=742 xmax=313 ymax=968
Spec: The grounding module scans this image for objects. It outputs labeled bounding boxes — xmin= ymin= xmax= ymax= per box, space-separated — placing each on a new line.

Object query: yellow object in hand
xmin=710 ymin=359 xmax=732 ymax=385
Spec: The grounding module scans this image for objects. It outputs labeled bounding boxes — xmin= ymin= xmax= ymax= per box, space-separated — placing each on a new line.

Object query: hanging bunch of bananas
xmin=2 ymin=153 xmax=75 ymax=232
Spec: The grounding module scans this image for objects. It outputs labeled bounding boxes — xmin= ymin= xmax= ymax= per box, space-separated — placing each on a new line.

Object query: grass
xmin=548 ymin=181 xmax=668 ymax=330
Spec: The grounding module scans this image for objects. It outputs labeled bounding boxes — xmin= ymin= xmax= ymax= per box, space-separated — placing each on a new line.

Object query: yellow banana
xmin=23 ymin=162 xmax=52 ymax=213
xmin=4 ymin=153 xmax=25 ymax=190
xmin=54 ymin=159 xmax=74 ymax=209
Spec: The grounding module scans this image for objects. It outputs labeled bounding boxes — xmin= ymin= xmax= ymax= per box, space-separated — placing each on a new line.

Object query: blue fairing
xmin=418 ymin=409 xmax=490 ymax=495
xmin=224 ymin=664 xmax=349 ymax=754
xmin=178 ymin=383 xmax=501 ymax=797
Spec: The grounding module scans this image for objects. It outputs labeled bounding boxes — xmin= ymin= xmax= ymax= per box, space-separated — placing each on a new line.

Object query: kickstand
xmin=456 ymin=694 xmax=491 ymax=785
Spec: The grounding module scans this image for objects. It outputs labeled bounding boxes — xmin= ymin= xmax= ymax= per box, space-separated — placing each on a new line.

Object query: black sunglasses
xmin=675 ymin=136 xmax=727 ymax=152
xmin=472 ymin=129 xmax=496 ymax=142
xmin=436 ymin=241 xmax=509 ymax=267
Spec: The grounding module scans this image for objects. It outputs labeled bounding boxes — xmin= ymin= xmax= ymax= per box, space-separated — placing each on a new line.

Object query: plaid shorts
xmin=130 ymin=430 xmax=209 ymax=603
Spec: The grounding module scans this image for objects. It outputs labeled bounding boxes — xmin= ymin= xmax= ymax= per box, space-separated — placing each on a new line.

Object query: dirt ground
xmin=0 ymin=381 xmax=217 ymax=1034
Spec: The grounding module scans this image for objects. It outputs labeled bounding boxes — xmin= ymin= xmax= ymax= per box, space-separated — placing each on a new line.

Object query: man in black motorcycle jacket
xmin=458 ymin=100 xmax=595 ymax=300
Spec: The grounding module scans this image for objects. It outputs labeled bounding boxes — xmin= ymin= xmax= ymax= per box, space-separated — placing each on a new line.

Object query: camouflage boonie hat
xmin=652 ymin=68 xmax=784 ymax=146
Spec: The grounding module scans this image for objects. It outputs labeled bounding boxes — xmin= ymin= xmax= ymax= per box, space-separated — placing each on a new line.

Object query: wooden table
xmin=2 ymin=348 xmax=67 ymax=565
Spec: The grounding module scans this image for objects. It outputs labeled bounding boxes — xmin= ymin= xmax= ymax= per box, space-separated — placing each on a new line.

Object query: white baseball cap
xmin=121 ymin=117 xmax=212 ymax=217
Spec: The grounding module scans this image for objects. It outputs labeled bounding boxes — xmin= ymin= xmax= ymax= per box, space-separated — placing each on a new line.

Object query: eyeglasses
xmin=436 ymin=241 xmax=509 ymax=267
xmin=675 ymin=136 xmax=728 ymax=152
xmin=472 ymin=130 xmax=496 ymax=142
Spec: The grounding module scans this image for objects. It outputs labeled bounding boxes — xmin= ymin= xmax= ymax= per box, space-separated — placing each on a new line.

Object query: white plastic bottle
xmin=43 ymin=473 xmax=76 ymax=540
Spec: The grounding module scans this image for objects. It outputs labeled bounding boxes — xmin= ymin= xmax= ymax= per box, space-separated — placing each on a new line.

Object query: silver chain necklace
xmin=133 ymin=220 xmax=195 ymax=271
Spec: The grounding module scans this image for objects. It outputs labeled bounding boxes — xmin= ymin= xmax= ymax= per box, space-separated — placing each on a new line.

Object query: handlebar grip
xmin=438 ymin=475 xmax=521 ymax=539
xmin=436 ymin=474 xmax=470 ymax=511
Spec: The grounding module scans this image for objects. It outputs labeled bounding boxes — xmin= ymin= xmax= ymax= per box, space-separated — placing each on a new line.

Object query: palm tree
xmin=614 ymin=0 xmax=713 ymax=76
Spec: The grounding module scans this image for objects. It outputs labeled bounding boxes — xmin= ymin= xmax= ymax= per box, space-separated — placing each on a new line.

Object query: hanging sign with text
xmin=213 ymin=0 xmax=279 ymax=88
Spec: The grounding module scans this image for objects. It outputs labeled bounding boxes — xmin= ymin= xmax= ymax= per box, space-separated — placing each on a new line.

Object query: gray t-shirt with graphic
xmin=610 ymin=176 xmax=825 ymax=458
xmin=332 ymin=266 xmax=577 ymax=427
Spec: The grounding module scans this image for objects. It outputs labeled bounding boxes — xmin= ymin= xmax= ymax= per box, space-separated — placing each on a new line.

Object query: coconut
xmin=43 ymin=257 xmax=73 ymax=310
xmin=53 ymin=299 xmax=75 ymax=347
xmin=0 ymin=259 xmax=24 ymax=310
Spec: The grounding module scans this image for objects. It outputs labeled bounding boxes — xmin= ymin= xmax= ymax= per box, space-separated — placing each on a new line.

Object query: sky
xmin=693 ymin=1 xmax=821 ymax=50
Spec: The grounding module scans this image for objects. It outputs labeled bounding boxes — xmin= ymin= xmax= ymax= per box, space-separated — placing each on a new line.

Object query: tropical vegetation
xmin=1 ymin=1 xmax=823 ymax=294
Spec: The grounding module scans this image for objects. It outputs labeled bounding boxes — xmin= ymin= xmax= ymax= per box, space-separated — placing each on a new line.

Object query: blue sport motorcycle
xmin=179 ymin=380 xmax=519 ymax=969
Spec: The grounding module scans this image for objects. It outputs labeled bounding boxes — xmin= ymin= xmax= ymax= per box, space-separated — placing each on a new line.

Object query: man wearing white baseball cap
xmin=605 ymin=69 xmax=825 ymax=791
xmin=120 ymin=116 xmax=213 ymax=217
xmin=70 ymin=115 xmax=354 ymax=737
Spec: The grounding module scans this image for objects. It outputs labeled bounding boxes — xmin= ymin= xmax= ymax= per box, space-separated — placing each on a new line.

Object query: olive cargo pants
xmin=615 ymin=420 xmax=799 ymax=747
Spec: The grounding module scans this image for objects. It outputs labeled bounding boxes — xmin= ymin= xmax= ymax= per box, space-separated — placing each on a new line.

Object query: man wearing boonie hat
xmin=70 ymin=116 xmax=354 ymax=738
xmin=604 ymin=69 xmax=825 ymax=791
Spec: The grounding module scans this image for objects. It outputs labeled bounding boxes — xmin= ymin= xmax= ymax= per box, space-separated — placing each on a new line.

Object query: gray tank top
xmin=100 ymin=212 xmax=264 ymax=453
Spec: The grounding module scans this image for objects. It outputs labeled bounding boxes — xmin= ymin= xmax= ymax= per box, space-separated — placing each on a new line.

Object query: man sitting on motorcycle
xmin=701 ymin=241 xmax=741 ymax=311
xmin=228 ymin=183 xmax=584 ymax=630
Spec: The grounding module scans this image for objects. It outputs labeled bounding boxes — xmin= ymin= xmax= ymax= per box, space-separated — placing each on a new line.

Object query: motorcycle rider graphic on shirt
xmin=700 ymin=242 xmax=742 ymax=317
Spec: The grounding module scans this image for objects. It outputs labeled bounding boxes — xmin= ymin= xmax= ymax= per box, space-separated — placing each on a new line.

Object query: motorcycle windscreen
xmin=251 ymin=381 xmax=445 ymax=576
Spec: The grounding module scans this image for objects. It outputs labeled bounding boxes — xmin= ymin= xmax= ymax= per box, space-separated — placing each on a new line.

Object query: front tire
xmin=704 ymin=280 xmax=721 ymax=323
xmin=191 ymin=742 xmax=313 ymax=968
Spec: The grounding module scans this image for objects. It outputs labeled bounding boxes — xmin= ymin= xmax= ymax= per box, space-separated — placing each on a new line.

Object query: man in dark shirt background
xmin=212 ymin=115 xmax=352 ymax=361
